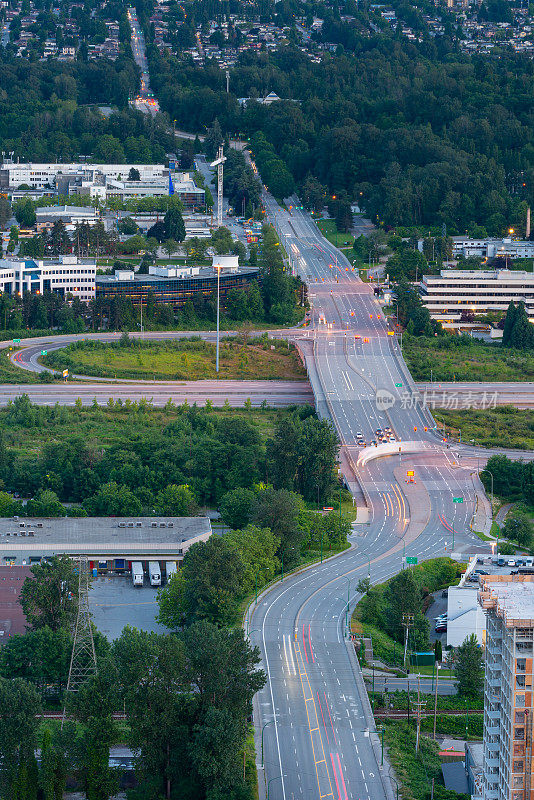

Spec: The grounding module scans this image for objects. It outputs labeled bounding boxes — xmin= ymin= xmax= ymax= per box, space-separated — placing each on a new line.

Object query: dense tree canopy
xmin=150 ymin=36 xmax=534 ymax=232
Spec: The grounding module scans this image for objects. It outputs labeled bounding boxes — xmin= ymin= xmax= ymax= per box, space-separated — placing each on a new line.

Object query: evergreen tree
xmin=502 ymin=300 xmax=517 ymax=345
xmin=204 ymin=119 xmax=223 ymax=160
xmin=509 ymin=302 xmax=534 ymax=349
xmin=454 ymin=633 xmax=483 ymax=698
xmin=163 ymin=206 xmax=186 ymax=243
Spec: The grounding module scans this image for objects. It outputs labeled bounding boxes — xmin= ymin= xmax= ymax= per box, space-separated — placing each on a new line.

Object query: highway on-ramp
xmin=249 ymin=195 xmax=495 ymax=800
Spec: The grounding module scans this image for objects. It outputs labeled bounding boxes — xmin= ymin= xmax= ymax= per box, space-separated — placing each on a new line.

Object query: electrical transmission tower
xmin=210 ymin=145 xmax=226 ymax=228
xmin=62 ymin=557 xmax=97 ymax=723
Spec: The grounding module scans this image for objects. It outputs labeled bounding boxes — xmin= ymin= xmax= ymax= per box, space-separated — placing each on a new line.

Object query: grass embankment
xmin=43 ymin=337 xmax=308 ymax=382
xmin=434 ymin=407 xmax=534 ymax=450
xmin=372 ymin=691 xmax=482 ymax=712
xmin=384 ymin=721 xmax=470 ymax=800
xmin=402 ymin=336 xmax=534 ymax=382
xmin=0 ymin=349 xmax=40 ymax=383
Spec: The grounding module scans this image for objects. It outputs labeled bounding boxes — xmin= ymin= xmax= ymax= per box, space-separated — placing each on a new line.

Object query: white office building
xmin=420 ymin=269 xmax=534 ymax=327
xmin=0 ymin=256 xmax=96 ymax=301
xmin=0 ymin=161 xmax=166 ymax=190
xmin=479 ymin=575 xmax=534 ymax=800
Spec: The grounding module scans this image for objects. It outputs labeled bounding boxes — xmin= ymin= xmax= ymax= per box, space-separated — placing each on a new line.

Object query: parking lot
xmin=89 ymin=575 xmax=168 ymax=640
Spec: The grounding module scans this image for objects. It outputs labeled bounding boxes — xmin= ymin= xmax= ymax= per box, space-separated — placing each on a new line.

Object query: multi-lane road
xmin=249 ymin=194 xmax=498 ymax=800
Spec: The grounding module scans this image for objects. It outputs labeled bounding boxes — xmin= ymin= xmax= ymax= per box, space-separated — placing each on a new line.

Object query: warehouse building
xmin=96 ymin=255 xmax=259 ymax=309
xmin=0 ymin=516 xmax=212 ymax=569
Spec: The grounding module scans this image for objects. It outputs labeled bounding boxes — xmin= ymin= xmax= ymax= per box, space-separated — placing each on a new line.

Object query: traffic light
xmin=424 ymin=426 xmax=428 ymax=431
xmin=414 ymin=426 xmax=417 ymax=432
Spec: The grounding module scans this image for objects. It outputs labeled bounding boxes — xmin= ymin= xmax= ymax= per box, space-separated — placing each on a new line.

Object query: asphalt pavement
xmin=248 ymin=194 xmax=494 ymax=800
xmin=0 ymin=381 xmax=312 ymax=408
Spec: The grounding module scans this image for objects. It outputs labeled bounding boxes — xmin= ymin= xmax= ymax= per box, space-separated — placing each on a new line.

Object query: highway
xmin=9 ymin=336 xmax=534 ymax=409
xmin=249 ymin=195 xmax=495 ymax=800
xmin=0 ymin=381 xmax=312 ymax=408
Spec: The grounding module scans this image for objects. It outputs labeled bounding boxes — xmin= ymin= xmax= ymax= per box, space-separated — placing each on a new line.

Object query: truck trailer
xmin=149 ymin=561 xmax=161 ymax=586
xmin=131 ymin=561 xmax=144 ymax=587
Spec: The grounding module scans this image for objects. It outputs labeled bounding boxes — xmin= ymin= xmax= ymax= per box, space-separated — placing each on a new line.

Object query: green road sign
xmin=406 ymin=556 xmax=418 ymax=565
xmin=453 ymin=497 xmax=463 ymax=503
xmin=41 ymin=350 xmax=47 ymax=356
xmin=12 ymin=339 xmax=20 ymax=344
xmin=395 ymin=383 xmax=402 ymax=388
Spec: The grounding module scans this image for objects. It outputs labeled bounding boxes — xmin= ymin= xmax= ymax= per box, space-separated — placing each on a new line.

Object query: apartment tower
xmin=479 ymin=575 xmax=534 ymax=800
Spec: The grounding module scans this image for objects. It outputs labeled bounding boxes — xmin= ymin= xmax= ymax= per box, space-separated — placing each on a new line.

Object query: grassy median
xmin=42 ymin=337 xmax=308 ymax=381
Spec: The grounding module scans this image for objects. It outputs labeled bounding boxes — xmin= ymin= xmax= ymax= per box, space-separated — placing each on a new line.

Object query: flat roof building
xmin=478 ymin=575 xmax=534 ymax=800
xmin=96 ymin=257 xmax=258 ymax=309
xmin=0 ymin=161 xmax=166 ymax=190
xmin=420 ymin=269 xmax=534 ymax=328
xmin=0 ymin=516 xmax=212 ymax=567
xmin=0 ymin=255 xmax=96 ymax=301
xmin=452 ymin=237 xmax=534 ymax=261
xmin=35 ymin=205 xmax=100 ymax=229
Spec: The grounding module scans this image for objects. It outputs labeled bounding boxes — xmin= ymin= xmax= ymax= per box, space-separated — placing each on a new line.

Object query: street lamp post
xmin=389 ymin=775 xmax=400 ymax=800
xmin=261 ymin=720 xmax=274 ymax=768
xmin=215 ymin=263 xmax=221 ymax=374
xmin=377 ymin=725 xmax=385 ymax=765
xmin=267 ymin=774 xmax=285 ymax=799
xmin=481 ymin=467 xmax=495 ymax=543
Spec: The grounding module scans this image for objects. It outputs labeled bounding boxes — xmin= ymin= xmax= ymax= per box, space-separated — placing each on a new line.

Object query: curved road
xmin=249 ymin=194 xmax=497 ymax=800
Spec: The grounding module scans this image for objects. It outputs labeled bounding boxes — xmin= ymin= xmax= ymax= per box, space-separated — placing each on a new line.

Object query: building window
xmin=517 ymin=659 xmax=526 ymax=673
xmin=514 ymin=761 xmax=524 ymax=773
xmin=515 ymin=711 xmax=525 ymax=724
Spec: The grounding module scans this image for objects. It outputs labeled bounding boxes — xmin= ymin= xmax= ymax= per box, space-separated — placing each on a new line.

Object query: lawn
xmin=434 ymin=407 xmax=534 ymax=450
xmin=42 ymin=337 xmax=308 ymax=382
xmin=315 ymin=218 xmax=355 ymax=249
xmin=402 ymin=336 xmax=534 ymax=382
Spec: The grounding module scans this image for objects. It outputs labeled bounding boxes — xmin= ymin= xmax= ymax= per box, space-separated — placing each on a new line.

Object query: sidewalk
xmin=470 ymin=472 xmax=492 ymax=536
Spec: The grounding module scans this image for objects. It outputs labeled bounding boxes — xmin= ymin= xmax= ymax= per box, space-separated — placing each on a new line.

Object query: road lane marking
xmin=295 ymin=641 xmax=334 ymax=799
xmin=336 ymin=753 xmax=349 ymax=800
xmin=330 ymin=753 xmax=343 ymax=800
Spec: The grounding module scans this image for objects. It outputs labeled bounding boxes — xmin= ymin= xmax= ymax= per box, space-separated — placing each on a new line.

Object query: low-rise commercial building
xmin=0 ymin=516 xmax=211 ymax=568
xmin=420 ymin=269 xmax=534 ymax=327
xmin=0 ymin=255 xmax=96 ymax=301
xmin=447 ymin=585 xmax=487 ymax=647
xmin=0 ymin=160 xmax=166 ymax=190
xmin=35 ymin=205 xmax=101 ymax=230
xmin=479 ymin=575 xmax=534 ymax=800
xmin=452 ymin=237 xmax=534 ymax=261
xmin=96 ymin=256 xmax=259 ymax=309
